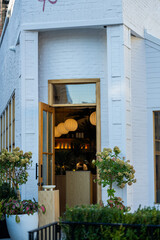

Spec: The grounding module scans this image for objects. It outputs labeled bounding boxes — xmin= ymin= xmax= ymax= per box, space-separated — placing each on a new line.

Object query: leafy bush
xmin=0 ymin=201 xmax=3 ymax=220
xmin=0 ymin=182 xmax=18 ymax=220
xmin=0 ymin=148 xmax=32 ymax=189
xmin=61 ymin=205 xmax=160 ymax=240
xmin=92 ymin=147 xmax=136 ymax=211
xmin=0 ymin=182 xmax=17 ymax=201
xmin=2 ymin=198 xmax=46 ymax=223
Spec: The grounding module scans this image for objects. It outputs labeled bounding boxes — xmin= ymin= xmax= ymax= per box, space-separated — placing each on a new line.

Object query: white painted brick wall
xmin=0 ymin=0 xmax=21 ymax=148
xmin=106 ymin=25 xmax=133 ymax=207
xmin=38 ymin=28 xmax=109 ymax=150
xmin=20 ymin=31 xmax=39 ymax=200
xmin=146 ymin=40 xmax=160 ymax=108
xmin=22 ymin=0 xmax=122 ymax=26
xmin=131 ymin=36 xmax=148 ymax=209
xmin=145 ymin=34 xmax=160 ymax=206
xmin=123 ymin=0 xmax=160 ymax=38
xmin=19 ymin=0 xmax=160 ymax=40
xmin=1 ymin=0 xmax=160 ymax=207
xmin=39 ymin=28 xmax=109 ymax=204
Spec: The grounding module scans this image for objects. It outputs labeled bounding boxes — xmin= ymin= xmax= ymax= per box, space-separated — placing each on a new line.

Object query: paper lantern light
xmin=57 ymin=123 xmax=69 ymax=135
xmin=64 ymin=119 xmax=78 ymax=131
xmin=55 ymin=126 xmax=61 ymax=138
xmin=90 ymin=111 xmax=96 ymax=126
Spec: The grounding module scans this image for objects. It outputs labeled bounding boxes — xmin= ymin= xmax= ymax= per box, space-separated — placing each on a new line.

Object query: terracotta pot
xmin=6 ymin=212 xmax=38 ymax=240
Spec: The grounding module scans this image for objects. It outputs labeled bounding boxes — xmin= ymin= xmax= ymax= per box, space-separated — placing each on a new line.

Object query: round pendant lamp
xmin=55 ymin=126 xmax=61 ymax=138
xmin=57 ymin=123 xmax=69 ymax=135
xmin=90 ymin=111 xmax=96 ymax=126
xmin=64 ymin=119 xmax=78 ymax=131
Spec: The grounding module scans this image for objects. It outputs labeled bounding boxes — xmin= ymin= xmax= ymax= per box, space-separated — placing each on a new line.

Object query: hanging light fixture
xmin=64 ymin=119 xmax=78 ymax=131
xmin=57 ymin=123 xmax=69 ymax=135
xmin=55 ymin=126 xmax=61 ymax=138
xmin=90 ymin=111 xmax=96 ymax=126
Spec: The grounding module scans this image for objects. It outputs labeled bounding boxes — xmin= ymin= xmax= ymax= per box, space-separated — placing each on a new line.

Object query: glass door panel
xmin=48 ymin=112 xmax=52 ymax=153
xmin=42 ymin=154 xmax=47 ymax=185
xmin=39 ymin=102 xmax=55 ymax=189
xmin=43 ymin=111 xmax=47 ymax=153
xmin=48 ymin=154 xmax=53 ymax=185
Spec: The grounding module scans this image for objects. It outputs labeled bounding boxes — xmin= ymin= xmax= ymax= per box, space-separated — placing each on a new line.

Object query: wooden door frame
xmin=48 ymin=78 xmax=101 ymax=203
xmin=39 ymin=102 xmax=55 ymax=190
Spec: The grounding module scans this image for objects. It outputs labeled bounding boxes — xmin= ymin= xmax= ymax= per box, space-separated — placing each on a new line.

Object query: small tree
xmin=0 ymin=147 xmax=32 ymax=198
xmin=92 ymin=146 xmax=136 ymax=211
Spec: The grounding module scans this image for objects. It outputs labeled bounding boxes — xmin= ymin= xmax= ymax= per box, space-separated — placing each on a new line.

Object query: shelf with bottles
xmin=55 ymin=138 xmax=90 ymax=151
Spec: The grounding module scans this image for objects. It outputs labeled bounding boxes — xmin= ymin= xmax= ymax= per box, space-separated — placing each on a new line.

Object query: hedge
xmin=60 ymin=205 xmax=160 ymax=240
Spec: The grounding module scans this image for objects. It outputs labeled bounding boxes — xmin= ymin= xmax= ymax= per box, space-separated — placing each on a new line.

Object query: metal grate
xmin=28 ymin=222 xmax=61 ymax=240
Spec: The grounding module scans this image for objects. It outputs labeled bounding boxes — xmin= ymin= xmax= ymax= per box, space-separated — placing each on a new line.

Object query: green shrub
xmin=92 ymin=147 xmax=136 ymax=211
xmin=0 ymin=201 xmax=3 ymax=220
xmin=61 ymin=205 xmax=160 ymax=240
xmin=0 ymin=182 xmax=17 ymax=220
xmin=0 ymin=182 xmax=17 ymax=201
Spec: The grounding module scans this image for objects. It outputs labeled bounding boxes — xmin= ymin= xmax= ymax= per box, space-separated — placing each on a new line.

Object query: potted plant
xmin=92 ymin=146 xmax=136 ymax=211
xmin=0 ymin=201 xmax=7 ymax=239
xmin=0 ymin=147 xmax=45 ymax=240
xmin=0 ymin=147 xmax=32 ymax=199
xmin=0 ymin=182 xmax=17 ymax=239
xmin=3 ymin=198 xmax=45 ymax=240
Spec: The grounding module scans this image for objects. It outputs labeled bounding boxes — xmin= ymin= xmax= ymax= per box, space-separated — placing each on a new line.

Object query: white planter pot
xmin=6 ymin=212 xmax=38 ymax=240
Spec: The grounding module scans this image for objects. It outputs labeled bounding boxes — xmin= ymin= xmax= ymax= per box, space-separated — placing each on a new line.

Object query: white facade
xmin=1 ymin=0 xmax=160 ymax=210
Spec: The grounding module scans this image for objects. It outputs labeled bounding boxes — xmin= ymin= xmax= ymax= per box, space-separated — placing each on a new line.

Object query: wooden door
xmin=39 ymin=102 xmax=55 ymax=189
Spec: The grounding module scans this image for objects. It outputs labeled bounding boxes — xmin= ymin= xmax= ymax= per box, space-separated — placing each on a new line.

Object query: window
xmin=52 ymin=83 xmax=96 ymax=104
xmin=0 ymin=0 xmax=9 ymax=36
xmin=0 ymin=93 xmax=15 ymax=152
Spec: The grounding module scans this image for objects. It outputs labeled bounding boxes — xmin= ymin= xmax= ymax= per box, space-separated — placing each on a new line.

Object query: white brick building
xmin=0 ymin=0 xmax=160 ymax=211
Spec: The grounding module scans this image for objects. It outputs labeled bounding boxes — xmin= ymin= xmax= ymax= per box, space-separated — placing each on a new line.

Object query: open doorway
xmin=55 ymin=106 xmax=97 ymax=215
xmin=39 ymin=79 xmax=101 ymax=216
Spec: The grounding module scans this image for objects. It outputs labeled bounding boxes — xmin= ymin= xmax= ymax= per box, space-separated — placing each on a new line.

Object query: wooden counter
xmin=66 ymin=171 xmax=93 ymax=208
xmin=38 ymin=190 xmax=60 ymax=227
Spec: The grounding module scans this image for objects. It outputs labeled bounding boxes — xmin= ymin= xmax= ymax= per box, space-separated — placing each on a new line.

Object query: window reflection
xmin=53 ymin=84 xmax=96 ymax=104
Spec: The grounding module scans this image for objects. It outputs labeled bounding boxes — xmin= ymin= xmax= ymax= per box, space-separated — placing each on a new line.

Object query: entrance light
xmin=64 ymin=119 xmax=78 ymax=131
xmin=57 ymin=123 xmax=69 ymax=135
xmin=55 ymin=126 xmax=61 ymax=138
xmin=90 ymin=111 xmax=96 ymax=126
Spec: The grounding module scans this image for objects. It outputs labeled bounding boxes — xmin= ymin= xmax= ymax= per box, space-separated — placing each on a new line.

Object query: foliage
xmin=107 ymin=196 xmax=127 ymax=211
xmin=92 ymin=146 xmax=136 ymax=211
xmin=0 ymin=182 xmax=17 ymax=202
xmin=61 ymin=205 xmax=160 ymax=240
xmin=0 ymin=147 xmax=32 ymax=189
xmin=0 ymin=201 xmax=3 ymax=220
xmin=0 ymin=148 xmax=46 ymax=224
xmin=2 ymin=198 xmax=46 ymax=223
